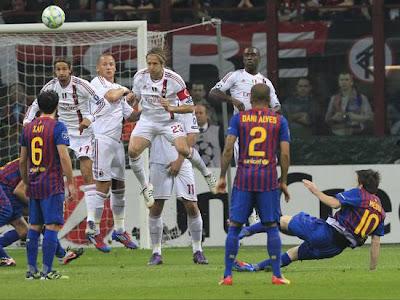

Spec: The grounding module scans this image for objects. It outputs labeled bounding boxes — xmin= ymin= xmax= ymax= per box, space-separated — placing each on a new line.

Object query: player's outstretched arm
xmin=369 ymin=235 xmax=380 ymax=270
xmin=303 ymin=179 xmax=341 ymax=208
xmin=23 ymin=99 xmax=39 ymax=126
xmin=209 ymin=88 xmax=245 ymax=111
xmin=160 ymin=98 xmax=194 ymax=114
xmin=104 ymin=87 xmax=131 ymax=103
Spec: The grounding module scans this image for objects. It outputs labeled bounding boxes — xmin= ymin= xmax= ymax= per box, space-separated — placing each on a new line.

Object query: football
xmin=41 ymin=5 xmax=65 ymax=29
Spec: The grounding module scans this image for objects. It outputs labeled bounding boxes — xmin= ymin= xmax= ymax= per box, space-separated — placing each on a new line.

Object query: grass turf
xmin=1 ymin=245 xmax=400 ymax=300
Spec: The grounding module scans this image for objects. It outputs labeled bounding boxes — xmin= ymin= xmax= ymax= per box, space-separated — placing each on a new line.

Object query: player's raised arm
xmin=23 ymin=99 xmax=39 ymax=126
xmin=303 ymin=179 xmax=341 ymax=208
xmin=369 ymin=235 xmax=380 ymax=270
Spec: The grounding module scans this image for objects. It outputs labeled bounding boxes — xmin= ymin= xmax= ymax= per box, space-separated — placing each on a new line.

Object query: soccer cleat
xmin=218 ymin=276 xmax=233 ymax=286
xmin=233 ymin=259 xmax=256 ymax=272
xmin=112 ymin=231 xmax=138 ymax=249
xmin=272 ymin=275 xmax=290 ymax=285
xmin=238 ymin=226 xmax=252 ymax=240
xmin=193 ymin=251 xmax=208 ymax=264
xmin=25 ymin=271 xmax=41 ymax=280
xmin=87 ymin=233 xmax=111 ymax=253
xmin=148 ymin=253 xmax=163 ymax=265
xmin=0 ymin=257 xmax=16 ymax=267
xmin=63 ymin=247 xmax=84 ymax=265
xmin=142 ymin=183 xmax=155 ymax=208
xmin=205 ymin=173 xmax=217 ymax=194
xmin=41 ymin=270 xmax=69 ymax=280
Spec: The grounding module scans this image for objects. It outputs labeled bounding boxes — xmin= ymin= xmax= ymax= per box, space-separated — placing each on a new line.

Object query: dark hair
xmin=356 ymin=169 xmax=381 ymax=194
xmin=250 ymin=83 xmax=270 ymax=104
xmin=37 ymin=90 xmax=59 ymax=114
xmin=53 ymin=57 xmax=72 ymax=69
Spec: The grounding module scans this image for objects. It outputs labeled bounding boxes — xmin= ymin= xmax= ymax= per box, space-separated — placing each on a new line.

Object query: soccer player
xmin=216 ymin=83 xmax=291 ymax=286
xmin=85 ymin=53 xmax=141 ymax=252
xmin=209 ymin=46 xmax=281 ymax=224
xmin=147 ymin=111 xmax=208 ymax=265
xmin=0 ymin=159 xmax=28 ymax=266
xmin=128 ymin=47 xmax=217 ymax=204
xmin=20 ymin=90 xmax=76 ymax=280
xmin=23 ymin=57 xmax=104 ymax=235
xmin=234 ymin=170 xmax=385 ymax=272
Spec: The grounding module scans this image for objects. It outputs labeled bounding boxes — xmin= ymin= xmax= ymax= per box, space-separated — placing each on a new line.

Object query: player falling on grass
xmin=147 ymin=111 xmax=208 ymax=265
xmin=128 ymin=47 xmax=217 ymax=208
xmin=23 ymin=57 xmax=104 ymax=236
xmin=0 ymin=159 xmax=82 ymax=267
xmin=234 ymin=170 xmax=385 ymax=273
xmin=209 ymin=46 xmax=281 ymax=225
xmin=82 ymin=53 xmax=141 ymax=252
xmin=20 ymin=91 xmax=77 ymax=280
xmin=216 ymin=84 xmax=291 ymax=286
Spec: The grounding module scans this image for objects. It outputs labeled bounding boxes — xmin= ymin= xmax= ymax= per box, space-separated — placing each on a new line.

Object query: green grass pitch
xmin=1 ymin=245 xmax=400 ymax=300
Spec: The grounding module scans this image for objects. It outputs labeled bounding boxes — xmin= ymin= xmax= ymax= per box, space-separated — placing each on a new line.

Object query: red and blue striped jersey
xmin=0 ymin=158 xmax=21 ymax=189
xmin=334 ymin=188 xmax=385 ymax=246
xmin=228 ymin=108 xmax=290 ymax=191
xmin=20 ymin=117 xmax=70 ymax=199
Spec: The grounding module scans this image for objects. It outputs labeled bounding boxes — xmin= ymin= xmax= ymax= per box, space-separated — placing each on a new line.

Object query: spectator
xmin=325 ymin=72 xmax=373 ymax=136
xmin=282 ymin=78 xmax=320 ymax=138
xmin=190 ymin=82 xmax=218 ymax=125
xmin=2 ymin=0 xmax=38 ymax=24
xmin=194 ymin=104 xmax=223 ymax=168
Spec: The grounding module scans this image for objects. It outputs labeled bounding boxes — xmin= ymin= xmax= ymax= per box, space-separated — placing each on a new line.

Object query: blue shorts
xmin=0 ymin=184 xmax=24 ymax=226
xmin=288 ymin=212 xmax=346 ymax=260
xmin=230 ymin=187 xmax=281 ymax=224
xmin=29 ymin=193 xmax=65 ymax=225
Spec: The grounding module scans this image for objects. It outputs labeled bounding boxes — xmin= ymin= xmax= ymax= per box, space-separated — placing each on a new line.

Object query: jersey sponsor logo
xmin=243 ymin=158 xmax=269 ymax=165
xmin=59 ymin=103 xmax=79 ymax=111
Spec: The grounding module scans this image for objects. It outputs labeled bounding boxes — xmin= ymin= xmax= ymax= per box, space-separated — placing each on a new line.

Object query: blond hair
xmin=146 ymin=47 xmax=167 ymax=65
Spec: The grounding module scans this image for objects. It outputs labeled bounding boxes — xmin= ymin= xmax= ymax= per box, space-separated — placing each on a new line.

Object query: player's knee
xmin=280 ymin=215 xmax=292 ymax=231
xmin=149 ymin=200 xmax=164 ymax=217
xmin=45 ymin=224 xmax=62 ymax=231
xmin=183 ymin=200 xmax=199 ymax=217
xmin=16 ymin=225 xmax=28 ymax=239
xmin=128 ymin=146 xmax=140 ymax=159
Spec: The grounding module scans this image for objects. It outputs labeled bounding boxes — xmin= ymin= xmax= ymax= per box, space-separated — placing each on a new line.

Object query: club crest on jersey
xmin=62 ymin=131 xmax=69 ymax=140
xmin=152 ymin=86 xmax=158 ymax=92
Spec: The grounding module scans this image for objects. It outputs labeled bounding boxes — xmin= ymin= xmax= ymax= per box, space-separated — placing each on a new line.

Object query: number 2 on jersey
xmin=354 ymin=210 xmax=380 ymax=238
xmin=31 ymin=137 xmax=43 ymax=166
xmin=248 ymin=126 xmax=267 ymax=157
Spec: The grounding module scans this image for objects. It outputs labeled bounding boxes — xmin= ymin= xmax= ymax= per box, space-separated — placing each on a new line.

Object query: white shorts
xmin=149 ymin=160 xmax=197 ymax=201
xmin=93 ymin=135 xmax=126 ymax=181
xmin=69 ymin=135 xmax=94 ymax=159
xmin=131 ymin=119 xmax=186 ymax=143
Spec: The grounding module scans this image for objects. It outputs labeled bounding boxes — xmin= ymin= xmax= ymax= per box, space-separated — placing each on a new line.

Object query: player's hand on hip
xmin=232 ymin=99 xmax=245 ymax=111
xmin=167 ymin=159 xmax=183 ymax=176
xmin=79 ymin=118 xmax=91 ymax=133
xmin=280 ymin=182 xmax=290 ymax=202
xmin=302 ymin=179 xmax=319 ymax=194
xmin=216 ymin=177 xmax=227 ymax=193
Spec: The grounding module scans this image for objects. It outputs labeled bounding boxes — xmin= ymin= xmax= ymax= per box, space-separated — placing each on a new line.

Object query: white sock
xmin=149 ymin=215 xmax=163 ymax=255
xmin=111 ymin=189 xmax=125 ymax=233
xmin=187 ymin=147 xmax=210 ymax=177
xmin=94 ymin=191 xmax=107 ymax=235
xmin=188 ymin=214 xmax=203 ymax=253
xmin=129 ymin=156 xmax=147 ymax=189
xmin=82 ymin=184 xmax=97 ymax=223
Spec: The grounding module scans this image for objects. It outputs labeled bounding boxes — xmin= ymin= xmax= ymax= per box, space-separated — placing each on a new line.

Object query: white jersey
xmin=90 ymin=76 xmax=133 ymax=141
xmin=23 ymin=76 xmax=105 ymax=137
xmin=150 ymin=112 xmax=199 ymax=165
xmin=212 ymin=69 xmax=280 ymax=113
xmin=132 ymin=68 xmax=193 ymax=123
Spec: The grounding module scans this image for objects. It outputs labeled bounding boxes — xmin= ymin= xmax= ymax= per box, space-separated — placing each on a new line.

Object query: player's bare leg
xmin=174 ymin=136 xmax=217 ymax=194
xmin=182 ymin=200 xmax=208 ymax=264
xmin=110 ymin=179 xmax=137 ymax=249
xmin=128 ymin=136 xmax=154 ymax=208
xmin=148 ymin=199 xmax=165 ymax=265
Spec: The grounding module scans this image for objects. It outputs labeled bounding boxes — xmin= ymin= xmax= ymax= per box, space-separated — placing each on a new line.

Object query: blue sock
xmin=0 ymin=229 xmax=20 ymax=247
xmin=55 ymin=239 xmax=66 ymax=258
xmin=266 ymin=226 xmax=282 ymax=277
xmin=247 ymin=222 xmax=267 ymax=235
xmin=281 ymin=252 xmax=292 ymax=267
xmin=224 ymin=226 xmax=241 ymax=278
xmin=26 ymin=229 xmax=40 ymax=273
xmin=42 ymin=229 xmax=58 ymax=274
xmin=257 ymin=258 xmax=271 ymax=270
